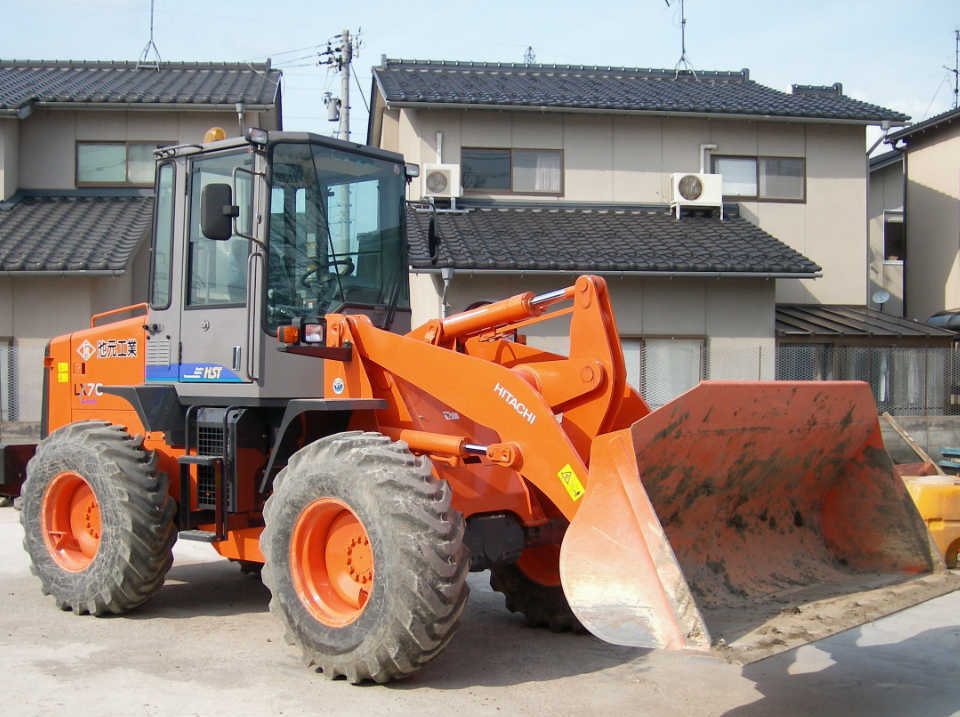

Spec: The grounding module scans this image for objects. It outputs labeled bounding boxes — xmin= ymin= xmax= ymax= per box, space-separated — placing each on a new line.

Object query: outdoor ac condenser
xmin=422 ymin=164 xmax=462 ymax=199
xmin=670 ymin=172 xmax=723 ymax=219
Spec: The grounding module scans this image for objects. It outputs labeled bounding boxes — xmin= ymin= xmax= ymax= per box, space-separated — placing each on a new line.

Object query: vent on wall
xmin=422 ymin=164 xmax=462 ymax=199
xmin=670 ymin=172 xmax=723 ymax=220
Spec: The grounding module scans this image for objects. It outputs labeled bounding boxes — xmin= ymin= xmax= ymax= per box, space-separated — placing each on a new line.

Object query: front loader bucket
xmin=560 ymin=381 xmax=958 ymax=661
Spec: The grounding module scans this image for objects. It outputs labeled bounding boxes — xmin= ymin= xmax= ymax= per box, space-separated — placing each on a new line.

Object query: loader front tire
xmin=260 ymin=431 xmax=469 ymax=683
xmin=20 ymin=421 xmax=176 ymax=615
xmin=490 ymin=544 xmax=584 ymax=633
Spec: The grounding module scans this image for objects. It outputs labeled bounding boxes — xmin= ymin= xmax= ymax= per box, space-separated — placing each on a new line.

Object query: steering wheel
xmin=300 ymin=258 xmax=355 ymax=288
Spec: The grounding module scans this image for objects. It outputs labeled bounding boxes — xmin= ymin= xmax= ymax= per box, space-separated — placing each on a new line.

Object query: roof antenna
xmin=947 ymin=29 xmax=959 ymax=109
xmin=524 ymin=46 xmax=536 ymax=65
xmin=665 ymin=0 xmax=697 ymax=79
xmin=137 ymin=0 xmax=162 ymax=71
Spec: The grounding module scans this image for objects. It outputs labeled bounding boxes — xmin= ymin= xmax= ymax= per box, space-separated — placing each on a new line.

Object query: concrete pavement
xmin=1 ymin=506 xmax=958 ymax=716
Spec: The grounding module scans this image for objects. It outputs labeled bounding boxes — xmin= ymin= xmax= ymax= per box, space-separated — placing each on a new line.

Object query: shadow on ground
xmin=125 ymin=559 xmax=270 ymax=619
xmin=725 ymin=625 xmax=960 ymax=717
xmin=131 ymin=563 xmax=647 ymax=688
xmin=389 ymin=573 xmax=650 ymax=689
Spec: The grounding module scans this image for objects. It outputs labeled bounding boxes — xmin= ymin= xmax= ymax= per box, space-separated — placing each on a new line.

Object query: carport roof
xmin=776 ymin=304 xmax=956 ymax=340
xmin=406 ymin=201 xmax=821 ymax=276
xmin=0 ymin=192 xmax=153 ymax=272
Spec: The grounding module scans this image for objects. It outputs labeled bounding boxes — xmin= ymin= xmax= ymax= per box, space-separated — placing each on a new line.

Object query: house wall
xmin=0 ymin=273 xmax=135 ymax=421
xmin=17 ymin=109 xmax=252 ymax=189
xmin=903 ymin=123 xmax=960 ymax=320
xmin=387 ymin=108 xmax=868 ymax=306
xmin=0 ymin=118 xmax=19 ymax=200
xmin=410 ymin=271 xmax=777 ymax=385
xmin=868 ymin=160 xmax=905 ymax=315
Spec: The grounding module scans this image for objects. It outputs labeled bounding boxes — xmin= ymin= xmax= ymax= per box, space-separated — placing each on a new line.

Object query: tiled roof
xmin=405 ymin=202 xmax=821 ymax=275
xmin=374 ymin=60 xmax=907 ymax=123
xmin=0 ymin=60 xmax=281 ymax=110
xmin=777 ymin=304 xmax=956 ymax=340
xmin=0 ymin=194 xmax=153 ymax=272
xmin=886 ymin=106 xmax=960 ymax=145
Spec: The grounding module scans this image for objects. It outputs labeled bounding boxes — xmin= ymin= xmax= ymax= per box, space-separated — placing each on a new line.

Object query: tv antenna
xmin=137 ymin=0 xmax=162 ymax=70
xmin=946 ymin=29 xmax=959 ymax=110
xmin=524 ymin=46 xmax=536 ymax=65
xmin=664 ymin=0 xmax=697 ymax=78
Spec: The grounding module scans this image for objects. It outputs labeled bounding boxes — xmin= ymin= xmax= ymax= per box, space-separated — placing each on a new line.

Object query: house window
xmin=712 ymin=156 xmax=805 ymax=201
xmin=77 ymin=142 xmax=171 ymax=186
xmin=621 ymin=337 xmax=705 ymax=409
xmin=884 ymin=211 xmax=905 ymax=262
xmin=461 ymin=148 xmax=562 ymax=194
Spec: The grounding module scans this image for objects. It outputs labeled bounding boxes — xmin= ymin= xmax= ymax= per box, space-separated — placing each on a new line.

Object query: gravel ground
xmin=1 ymin=506 xmax=958 ymax=717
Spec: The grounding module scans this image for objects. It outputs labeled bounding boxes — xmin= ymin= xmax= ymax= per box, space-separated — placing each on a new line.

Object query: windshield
xmin=265 ymin=142 xmax=407 ymax=331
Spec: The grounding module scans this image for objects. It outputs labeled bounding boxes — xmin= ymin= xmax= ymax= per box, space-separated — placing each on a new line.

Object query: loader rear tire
xmin=490 ymin=545 xmax=584 ymax=633
xmin=260 ymin=431 xmax=469 ymax=683
xmin=20 ymin=421 xmax=176 ymax=615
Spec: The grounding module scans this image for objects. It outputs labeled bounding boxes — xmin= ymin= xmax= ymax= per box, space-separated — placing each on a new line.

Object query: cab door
xmin=178 ymin=150 xmax=257 ymax=386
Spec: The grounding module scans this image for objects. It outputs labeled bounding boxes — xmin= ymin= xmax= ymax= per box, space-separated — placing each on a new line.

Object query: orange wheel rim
xmin=516 ymin=544 xmax=562 ymax=587
xmin=41 ymin=471 xmax=101 ymax=571
xmin=290 ymin=498 xmax=373 ymax=627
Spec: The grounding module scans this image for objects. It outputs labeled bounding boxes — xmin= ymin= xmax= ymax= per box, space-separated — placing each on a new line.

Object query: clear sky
xmin=2 ymin=0 xmax=959 ymax=150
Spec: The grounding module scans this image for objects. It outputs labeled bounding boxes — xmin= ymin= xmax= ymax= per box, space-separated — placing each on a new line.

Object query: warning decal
xmin=557 ymin=463 xmax=585 ymax=501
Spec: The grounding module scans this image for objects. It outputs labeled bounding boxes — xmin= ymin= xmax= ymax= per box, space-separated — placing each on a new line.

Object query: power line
xmin=921 ymin=71 xmax=950 ymax=121
xmin=351 ymin=65 xmax=369 ymax=112
xmin=268 ymin=43 xmax=324 ymax=58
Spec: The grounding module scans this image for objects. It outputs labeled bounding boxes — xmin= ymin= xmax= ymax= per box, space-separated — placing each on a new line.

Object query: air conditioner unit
xmin=670 ymin=172 xmax=723 ymax=219
xmin=422 ymin=164 xmax=462 ymax=199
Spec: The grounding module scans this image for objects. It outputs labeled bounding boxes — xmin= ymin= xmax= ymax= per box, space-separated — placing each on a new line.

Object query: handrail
xmin=90 ymin=302 xmax=149 ymax=328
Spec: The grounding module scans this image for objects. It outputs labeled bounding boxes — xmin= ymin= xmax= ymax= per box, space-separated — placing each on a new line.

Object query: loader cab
xmin=147 ymin=130 xmax=409 ymax=399
xmin=263 ymin=139 xmax=409 ymax=335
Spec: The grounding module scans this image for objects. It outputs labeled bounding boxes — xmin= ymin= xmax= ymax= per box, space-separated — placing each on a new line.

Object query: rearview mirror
xmin=201 ymin=183 xmax=239 ymax=240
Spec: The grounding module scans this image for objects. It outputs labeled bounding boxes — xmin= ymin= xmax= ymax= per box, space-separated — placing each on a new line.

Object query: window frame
xmin=148 ymin=161 xmax=177 ymax=310
xmin=461 ymin=147 xmax=564 ymax=196
xmin=76 ymin=140 xmax=173 ymax=187
xmin=882 ymin=210 xmax=905 ymax=264
xmin=184 ymin=149 xmax=253 ymax=310
xmin=711 ymin=154 xmax=806 ymax=203
xmin=621 ymin=335 xmax=706 ymax=409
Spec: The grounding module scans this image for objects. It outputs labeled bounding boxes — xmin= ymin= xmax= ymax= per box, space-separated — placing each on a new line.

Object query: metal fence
xmin=1 ymin=341 xmax=15 ymax=422
xmin=776 ymin=343 xmax=960 ymax=416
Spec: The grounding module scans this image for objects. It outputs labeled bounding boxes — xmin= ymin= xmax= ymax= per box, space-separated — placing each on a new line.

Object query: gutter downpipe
xmin=439 ymin=267 xmax=454 ymax=318
xmin=699 ymin=144 xmax=717 ymax=173
xmin=865 ymin=120 xmax=892 ymax=311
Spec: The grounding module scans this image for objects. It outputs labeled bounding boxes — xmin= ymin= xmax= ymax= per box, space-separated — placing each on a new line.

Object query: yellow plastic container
xmin=903 ymin=474 xmax=960 ymax=568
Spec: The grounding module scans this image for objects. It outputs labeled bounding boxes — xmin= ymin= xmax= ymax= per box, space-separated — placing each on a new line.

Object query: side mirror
xmin=201 ymin=183 xmax=239 ymax=240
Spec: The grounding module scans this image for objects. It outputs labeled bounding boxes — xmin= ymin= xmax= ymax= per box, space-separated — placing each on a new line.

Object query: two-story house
xmin=0 ymin=60 xmax=283 ymax=421
xmin=869 ymin=107 xmax=960 ymax=323
xmin=367 ymin=59 xmax=954 ymax=412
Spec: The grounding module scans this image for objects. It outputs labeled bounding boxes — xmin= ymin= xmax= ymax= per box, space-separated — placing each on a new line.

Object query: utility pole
xmin=318 ymin=29 xmax=359 ymax=262
xmin=338 ymin=29 xmax=352 ymax=140
xmin=319 ymin=29 xmax=355 ymax=140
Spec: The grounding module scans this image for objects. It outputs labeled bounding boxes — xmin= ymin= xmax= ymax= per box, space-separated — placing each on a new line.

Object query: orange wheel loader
xmin=13 ymin=128 xmax=959 ymax=683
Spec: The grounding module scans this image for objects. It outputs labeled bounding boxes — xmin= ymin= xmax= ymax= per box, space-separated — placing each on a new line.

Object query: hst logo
xmin=201 ymin=366 xmax=223 ymax=380
xmin=184 ymin=365 xmax=227 ymax=381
